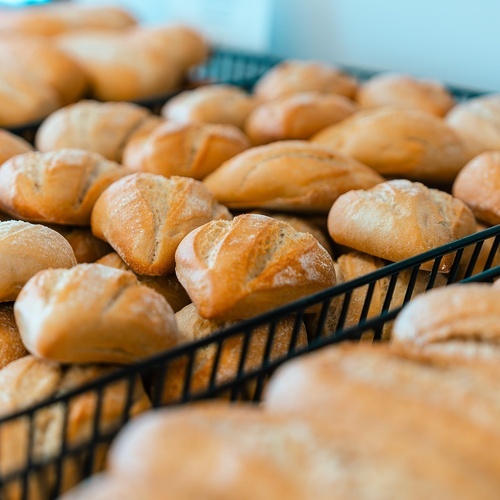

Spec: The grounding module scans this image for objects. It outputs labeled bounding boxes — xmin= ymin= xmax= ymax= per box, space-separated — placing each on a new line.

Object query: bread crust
xmin=0 ymin=303 xmax=28 ymax=369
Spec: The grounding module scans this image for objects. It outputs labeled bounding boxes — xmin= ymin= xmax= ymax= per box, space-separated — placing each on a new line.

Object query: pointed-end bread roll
xmin=175 ymin=213 xmax=337 ymax=321
xmin=14 ymin=263 xmax=179 ymax=364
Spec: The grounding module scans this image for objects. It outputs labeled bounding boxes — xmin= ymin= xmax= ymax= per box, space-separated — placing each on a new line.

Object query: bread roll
xmin=35 ymin=100 xmax=152 ymax=162
xmin=122 ymin=121 xmax=250 ymax=180
xmin=161 ymin=84 xmax=257 ymax=128
xmin=452 ymin=151 xmax=500 ymax=226
xmin=327 ymin=180 xmax=476 ymax=272
xmin=175 ymin=214 xmax=336 ymax=321
xmin=244 ymin=92 xmax=358 ymax=145
xmin=203 ymin=141 xmax=383 ymax=213
xmin=0 ymin=303 xmax=28 ymax=369
xmin=254 ymin=60 xmax=358 ymax=100
xmin=392 ymin=283 xmax=500 ymax=361
xmin=0 ymin=220 xmax=76 ymax=302
xmin=52 ymin=227 xmax=113 ymax=264
xmin=312 ymin=107 xmax=470 ymax=184
xmin=356 ymin=73 xmax=455 ymax=116
xmin=0 ymin=129 xmax=32 ymax=166
xmin=92 ymin=173 xmax=231 ymax=276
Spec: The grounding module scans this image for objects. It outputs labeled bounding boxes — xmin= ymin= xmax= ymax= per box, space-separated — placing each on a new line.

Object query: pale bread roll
xmin=91 ymin=173 xmax=231 ymax=276
xmin=452 ymin=151 xmax=500 ymax=226
xmin=0 ymin=149 xmax=130 ymax=226
xmin=14 ymin=263 xmax=179 ymax=364
xmin=0 ymin=303 xmax=28 ymax=369
xmin=122 ymin=121 xmax=250 ymax=180
xmin=203 ymin=141 xmax=384 ymax=213
xmin=0 ymin=129 xmax=32 ymax=166
xmin=175 ymin=214 xmax=337 ymax=321
xmin=254 ymin=60 xmax=358 ymax=100
xmin=312 ymin=107 xmax=470 ymax=184
xmin=327 ymin=180 xmax=476 ymax=272
xmin=356 ymin=73 xmax=455 ymax=116
xmin=0 ymin=220 xmax=76 ymax=302
xmin=52 ymin=227 xmax=113 ymax=264
xmin=161 ymin=84 xmax=257 ymax=128
xmin=244 ymin=91 xmax=358 ymax=145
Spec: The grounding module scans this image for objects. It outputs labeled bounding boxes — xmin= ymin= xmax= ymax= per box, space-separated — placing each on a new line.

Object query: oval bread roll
xmin=0 ymin=129 xmax=32 ymax=166
xmin=14 ymin=264 xmax=179 ymax=364
xmin=0 ymin=220 xmax=76 ymax=302
xmin=203 ymin=141 xmax=384 ymax=213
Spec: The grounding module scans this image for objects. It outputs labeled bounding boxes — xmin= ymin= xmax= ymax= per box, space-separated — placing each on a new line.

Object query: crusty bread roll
xmin=14 ymin=263 xmax=179 ymax=364
xmin=0 ymin=149 xmax=130 ymax=226
xmin=327 ymin=180 xmax=476 ymax=272
xmin=122 ymin=121 xmax=250 ymax=180
xmin=0 ymin=303 xmax=28 ymax=369
xmin=392 ymin=283 xmax=500 ymax=361
xmin=0 ymin=129 xmax=32 ymax=166
xmin=356 ymin=73 xmax=455 ymax=116
xmin=244 ymin=91 xmax=358 ymax=145
xmin=161 ymin=84 xmax=257 ymax=129
xmin=0 ymin=220 xmax=76 ymax=302
xmin=253 ymin=60 xmax=358 ymax=101
xmin=175 ymin=214 xmax=336 ymax=321
xmin=312 ymin=106 xmax=470 ymax=184
xmin=446 ymin=94 xmax=500 ymax=157
xmin=35 ymin=100 xmax=152 ymax=162
xmin=203 ymin=141 xmax=383 ymax=213
xmin=452 ymin=151 xmax=500 ymax=226
xmin=96 ymin=252 xmax=191 ymax=313
xmin=91 ymin=173 xmax=231 ymax=276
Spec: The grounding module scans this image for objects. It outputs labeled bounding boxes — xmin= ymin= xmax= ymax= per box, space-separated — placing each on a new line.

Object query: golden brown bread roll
xmin=327 ymin=180 xmax=476 ymax=272
xmin=0 ymin=149 xmax=130 ymax=226
xmin=0 ymin=220 xmax=76 ymax=302
xmin=0 ymin=129 xmax=32 ymax=165
xmin=356 ymin=73 xmax=455 ymax=116
xmin=122 ymin=121 xmax=250 ymax=180
xmin=203 ymin=141 xmax=384 ymax=213
xmin=161 ymin=84 xmax=256 ymax=128
xmin=175 ymin=214 xmax=337 ymax=321
xmin=96 ymin=252 xmax=191 ymax=313
xmin=312 ymin=106 xmax=470 ymax=184
xmin=244 ymin=91 xmax=358 ymax=145
xmin=452 ymin=151 xmax=500 ymax=226
xmin=92 ymin=173 xmax=231 ymax=276
xmin=253 ymin=59 xmax=358 ymax=100
xmin=35 ymin=100 xmax=152 ymax=162
xmin=0 ymin=303 xmax=27 ymax=369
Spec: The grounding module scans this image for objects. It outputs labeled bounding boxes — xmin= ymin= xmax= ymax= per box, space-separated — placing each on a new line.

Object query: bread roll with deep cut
xmin=392 ymin=283 xmax=500 ymax=361
xmin=327 ymin=180 xmax=476 ymax=272
xmin=91 ymin=173 xmax=231 ymax=276
xmin=0 ymin=149 xmax=130 ymax=226
xmin=0 ymin=220 xmax=76 ymax=302
xmin=446 ymin=94 xmax=500 ymax=157
xmin=0 ymin=303 xmax=28 ymax=369
xmin=245 ymin=92 xmax=358 ymax=145
xmin=356 ymin=73 xmax=455 ymax=117
xmin=203 ymin=141 xmax=384 ymax=213
xmin=122 ymin=121 xmax=250 ymax=180
xmin=35 ymin=100 xmax=152 ymax=162
xmin=0 ymin=129 xmax=32 ymax=166
xmin=452 ymin=151 xmax=500 ymax=226
xmin=175 ymin=214 xmax=337 ymax=321
xmin=312 ymin=107 xmax=470 ymax=184
xmin=161 ymin=84 xmax=256 ymax=128
xmin=14 ymin=263 xmax=179 ymax=364
xmin=253 ymin=60 xmax=358 ymax=101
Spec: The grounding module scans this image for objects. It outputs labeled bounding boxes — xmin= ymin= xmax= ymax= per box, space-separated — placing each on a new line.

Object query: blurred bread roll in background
xmin=0 ymin=129 xmax=32 ymax=165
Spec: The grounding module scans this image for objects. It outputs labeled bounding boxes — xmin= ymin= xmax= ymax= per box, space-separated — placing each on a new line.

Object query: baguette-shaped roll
xmin=392 ymin=283 xmax=500 ymax=361
xmin=0 ymin=129 xmax=32 ymax=166
xmin=254 ymin=60 xmax=358 ymax=101
xmin=0 ymin=149 xmax=130 ymax=225
xmin=175 ymin=214 xmax=337 ymax=321
xmin=0 ymin=303 xmax=28 ymax=369
xmin=452 ymin=151 xmax=500 ymax=226
xmin=312 ymin=107 xmax=470 ymax=184
xmin=91 ymin=173 xmax=231 ymax=276
xmin=203 ymin=141 xmax=384 ymax=213
xmin=327 ymin=180 xmax=476 ymax=272
xmin=244 ymin=92 xmax=357 ymax=145
xmin=14 ymin=263 xmax=179 ymax=364
xmin=122 ymin=121 xmax=250 ymax=180
xmin=0 ymin=220 xmax=76 ymax=302
xmin=161 ymin=84 xmax=257 ymax=128
xmin=35 ymin=100 xmax=152 ymax=162
xmin=356 ymin=73 xmax=455 ymax=117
